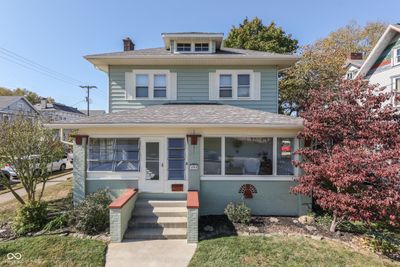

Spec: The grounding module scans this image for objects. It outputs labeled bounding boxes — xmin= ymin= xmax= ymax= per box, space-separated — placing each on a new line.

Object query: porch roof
xmin=47 ymin=104 xmax=303 ymax=129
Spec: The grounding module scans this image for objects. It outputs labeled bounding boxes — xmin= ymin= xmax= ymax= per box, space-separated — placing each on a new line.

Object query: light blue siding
xmin=199 ymin=180 xmax=311 ymax=216
xmin=108 ymin=65 xmax=278 ymax=113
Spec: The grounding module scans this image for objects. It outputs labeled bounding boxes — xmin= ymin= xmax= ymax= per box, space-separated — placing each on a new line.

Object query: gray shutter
xmin=209 ymin=72 xmax=217 ymax=100
xmin=125 ymin=72 xmax=135 ymax=100
xmin=169 ymin=72 xmax=177 ymax=100
xmin=253 ymin=72 xmax=261 ymax=100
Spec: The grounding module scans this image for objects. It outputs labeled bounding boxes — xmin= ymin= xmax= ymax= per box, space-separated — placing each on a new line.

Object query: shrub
xmin=43 ymin=213 xmax=69 ymax=232
xmin=12 ymin=201 xmax=48 ymax=235
xmin=69 ymin=189 xmax=112 ymax=235
xmin=224 ymin=202 xmax=251 ymax=224
xmin=365 ymin=234 xmax=399 ymax=256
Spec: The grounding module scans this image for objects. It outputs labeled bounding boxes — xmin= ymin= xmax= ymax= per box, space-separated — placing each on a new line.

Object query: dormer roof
xmin=161 ymin=32 xmax=224 ymax=50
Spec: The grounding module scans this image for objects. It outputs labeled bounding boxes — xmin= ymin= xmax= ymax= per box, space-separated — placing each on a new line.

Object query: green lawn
xmin=189 ymin=236 xmax=399 ymax=267
xmin=0 ymin=235 xmax=107 ymax=267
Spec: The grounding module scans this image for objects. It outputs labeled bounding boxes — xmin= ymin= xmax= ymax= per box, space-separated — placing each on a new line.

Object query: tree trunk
xmin=330 ymin=214 xmax=339 ymax=232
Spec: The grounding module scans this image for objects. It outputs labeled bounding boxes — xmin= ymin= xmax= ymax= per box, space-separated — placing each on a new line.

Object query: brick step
xmin=135 ymin=199 xmax=187 ymax=208
xmin=133 ymin=206 xmax=187 ymax=217
xmin=129 ymin=216 xmax=187 ymax=228
xmin=124 ymin=227 xmax=187 ymax=240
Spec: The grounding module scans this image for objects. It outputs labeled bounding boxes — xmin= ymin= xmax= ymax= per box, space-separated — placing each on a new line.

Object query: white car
xmin=2 ymin=157 xmax=68 ymax=181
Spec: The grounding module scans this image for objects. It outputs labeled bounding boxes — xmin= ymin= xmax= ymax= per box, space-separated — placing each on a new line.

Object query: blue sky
xmin=0 ymin=0 xmax=398 ymax=112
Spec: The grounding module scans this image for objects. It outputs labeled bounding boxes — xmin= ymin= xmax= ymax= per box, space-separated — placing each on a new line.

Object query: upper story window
xmin=136 ymin=74 xmax=149 ymax=98
xmin=176 ymin=43 xmax=191 ymax=52
xmin=209 ymin=70 xmax=261 ymax=101
xmin=154 ymin=74 xmax=167 ymax=98
xmin=195 ymin=43 xmax=209 ymax=52
xmin=394 ymin=48 xmax=400 ymax=66
xmin=219 ymin=75 xmax=233 ymax=98
xmin=125 ymin=70 xmax=173 ymax=100
xmin=238 ymin=74 xmax=250 ymax=97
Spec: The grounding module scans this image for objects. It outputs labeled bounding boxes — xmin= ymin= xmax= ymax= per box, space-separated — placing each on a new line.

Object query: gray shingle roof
xmin=85 ymin=47 xmax=297 ymax=59
xmin=50 ymin=104 xmax=303 ymax=128
xmin=0 ymin=96 xmax=25 ymax=110
xmin=35 ymin=102 xmax=85 ymax=115
xmin=344 ymin=59 xmax=365 ymax=68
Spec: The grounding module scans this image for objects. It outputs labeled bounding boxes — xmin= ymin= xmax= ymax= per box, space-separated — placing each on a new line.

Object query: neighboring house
xmin=79 ymin=109 xmax=106 ymax=116
xmin=50 ymin=32 xmax=310 ymax=243
xmin=35 ymin=98 xmax=86 ymax=122
xmin=0 ymin=96 xmax=39 ymax=121
xmin=344 ymin=52 xmax=364 ymax=80
xmin=354 ymin=24 xmax=400 ymax=106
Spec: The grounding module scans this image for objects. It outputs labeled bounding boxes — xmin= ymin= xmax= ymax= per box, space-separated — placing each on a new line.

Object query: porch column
xmin=73 ymin=135 xmax=88 ymax=205
xmin=187 ymin=135 xmax=201 ymax=191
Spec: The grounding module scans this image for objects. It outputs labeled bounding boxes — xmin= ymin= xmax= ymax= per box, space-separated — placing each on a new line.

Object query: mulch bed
xmin=199 ymin=215 xmax=355 ymax=242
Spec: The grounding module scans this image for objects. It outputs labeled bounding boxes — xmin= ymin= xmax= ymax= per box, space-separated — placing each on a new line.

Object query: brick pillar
xmin=73 ymin=137 xmax=87 ymax=205
xmin=187 ymin=208 xmax=199 ymax=243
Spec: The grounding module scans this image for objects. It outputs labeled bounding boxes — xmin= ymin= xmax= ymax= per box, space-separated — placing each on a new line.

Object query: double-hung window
xmin=394 ymin=48 xmax=400 ymax=65
xmin=237 ymin=74 xmax=250 ymax=97
xmin=219 ymin=75 xmax=233 ymax=98
xmin=136 ymin=74 xmax=149 ymax=98
xmin=195 ymin=43 xmax=209 ymax=52
xmin=88 ymin=138 xmax=140 ymax=172
xmin=154 ymin=74 xmax=167 ymax=98
xmin=176 ymin=43 xmax=191 ymax=52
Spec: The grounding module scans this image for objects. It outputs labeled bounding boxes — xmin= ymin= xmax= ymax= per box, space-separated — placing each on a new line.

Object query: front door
xmin=139 ymin=138 xmax=164 ymax=192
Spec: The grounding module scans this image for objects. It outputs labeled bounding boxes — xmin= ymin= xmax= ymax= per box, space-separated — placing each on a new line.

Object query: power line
xmin=0 ymin=47 xmax=84 ymax=85
xmin=80 ymin=85 xmax=97 ymax=116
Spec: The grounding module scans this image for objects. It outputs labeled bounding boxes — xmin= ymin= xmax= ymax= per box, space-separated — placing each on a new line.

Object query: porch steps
xmin=124 ymin=198 xmax=187 ymax=240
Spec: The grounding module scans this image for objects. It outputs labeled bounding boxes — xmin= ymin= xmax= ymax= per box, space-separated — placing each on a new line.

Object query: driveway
xmin=106 ymin=239 xmax=197 ymax=267
xmin=0 ymin=170 xmax=72 ymax=204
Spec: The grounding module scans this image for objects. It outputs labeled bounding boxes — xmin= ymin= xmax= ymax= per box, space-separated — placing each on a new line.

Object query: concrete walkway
xmin=106 ymin=240 xmax=197 ymax=267
xmin=0 ymin=170 xmax=72 ymax=204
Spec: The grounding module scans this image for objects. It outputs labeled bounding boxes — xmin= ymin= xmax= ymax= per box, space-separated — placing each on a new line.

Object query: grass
xmin=0 ymin=179 xmax=72 ymax=224
xmin=0 ymin=235 xmax=106 ymax=267
xmin=189 ymin=236 xmax=399 ymax=267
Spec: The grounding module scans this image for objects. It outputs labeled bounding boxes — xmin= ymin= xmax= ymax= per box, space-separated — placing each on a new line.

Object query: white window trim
xmin=393 ymin=48 xmax=400 ymax=66
xmin=131 ymin=70 xmax=170 ymax=100
xmin=200 ymin=135 xmax=299 ymax=180
xmin=216 ymin=70 xmax=255 ymax=100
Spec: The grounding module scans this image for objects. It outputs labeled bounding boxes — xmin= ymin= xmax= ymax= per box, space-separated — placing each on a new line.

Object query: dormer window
xmin=195 ymin=43 xmax=209 ymax=52
xmin=176 ymin=43 xmax=191 ymax=52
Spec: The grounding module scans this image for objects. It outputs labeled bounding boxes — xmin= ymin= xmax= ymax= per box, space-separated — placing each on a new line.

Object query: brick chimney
xmin=348 ymin=52 xmax=363 ymax=60
xmin=123 ymin=37 xmax=135 ymax=51
xmin=40 ymin=97 xmax=47 ymax=109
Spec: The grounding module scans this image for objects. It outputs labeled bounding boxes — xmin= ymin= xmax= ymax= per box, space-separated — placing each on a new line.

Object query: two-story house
xmin=51 ymin=33 xmax=309 ymax=242
xmin=354 ymin=24 xmax=400 ymax=106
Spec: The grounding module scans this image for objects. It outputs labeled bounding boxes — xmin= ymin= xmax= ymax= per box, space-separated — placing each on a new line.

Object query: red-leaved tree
xmin=292 ymin=79 xmax=400 ymax=232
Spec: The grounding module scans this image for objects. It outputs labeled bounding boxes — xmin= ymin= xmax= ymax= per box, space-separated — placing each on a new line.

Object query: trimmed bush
xmin=224 ymin=202 xmax=251 ymax=225
xmin=12 ymin=201 xmax=48 ymax=235
xmin=69 ymin=189 xmax=112 ymax=235
xmin=43 ymin=213 xmax=69 ymax=232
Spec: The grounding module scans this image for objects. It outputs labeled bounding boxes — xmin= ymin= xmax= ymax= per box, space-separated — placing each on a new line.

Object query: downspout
xmin=60 ymin=128 xmax=73 ymax=146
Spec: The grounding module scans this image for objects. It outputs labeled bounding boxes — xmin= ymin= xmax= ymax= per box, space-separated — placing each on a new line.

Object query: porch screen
xmin=88 ymin=138 xmax=140 ymax=172
xmin=168 ymin=138 xmax=185 ymax=180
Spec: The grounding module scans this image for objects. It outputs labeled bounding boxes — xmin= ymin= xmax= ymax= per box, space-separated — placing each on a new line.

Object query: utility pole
xmin=79 ymin=85 xmax=97 ymax=116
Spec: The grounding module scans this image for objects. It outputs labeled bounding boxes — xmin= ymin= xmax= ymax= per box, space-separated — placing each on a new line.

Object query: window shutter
xmin=125 ymin=72 xmax=135 ymax=100
xmin=209 ymin=72 xmax=217 ymax=100
xmin=169 ymin=72 xmax=177 ymax=100
xmin=253 ymin=72 xmax=261 ymax=100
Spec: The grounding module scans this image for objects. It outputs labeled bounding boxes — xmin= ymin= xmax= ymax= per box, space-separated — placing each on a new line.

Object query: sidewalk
xmin=0 ymin=170 xmax=72 ymax=204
